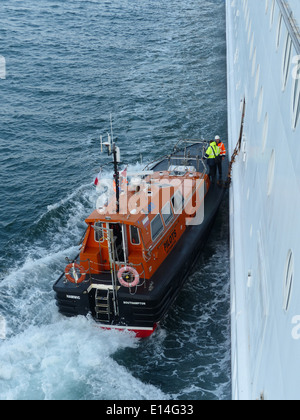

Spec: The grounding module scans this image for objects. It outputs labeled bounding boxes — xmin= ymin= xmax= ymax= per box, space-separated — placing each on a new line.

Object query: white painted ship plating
xmin=227 ymin=0 xmax=300 ymax=400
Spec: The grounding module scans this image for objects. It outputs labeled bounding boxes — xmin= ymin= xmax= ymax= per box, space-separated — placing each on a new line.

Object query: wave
xmin=0 ymin=316 xmax=168 ymax=400
xmin=0 ymin=161 xmax=170 ymax=400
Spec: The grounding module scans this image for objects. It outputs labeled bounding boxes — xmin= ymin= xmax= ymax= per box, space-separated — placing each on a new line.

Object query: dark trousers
xmin=207 ymin=160 xmax=217 ymax=183
xmin=217 ymin=158 xmax=222 ymax=180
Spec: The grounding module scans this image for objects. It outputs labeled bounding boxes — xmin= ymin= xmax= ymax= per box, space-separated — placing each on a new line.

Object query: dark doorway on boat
xmin=109 ymin=223 xmax=125 ymax=262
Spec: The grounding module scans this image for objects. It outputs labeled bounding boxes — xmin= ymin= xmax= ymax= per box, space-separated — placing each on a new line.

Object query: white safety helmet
xmin=215 ymin=135 xmax=220 ymax=141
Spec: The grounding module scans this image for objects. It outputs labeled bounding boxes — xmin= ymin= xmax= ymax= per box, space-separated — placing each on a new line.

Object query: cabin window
xmin=293 ymin=79 xmax=300 ymax=129
xmin=130 ymin=225 xmax=140 ymax=245
xmin=292 ymin=59 xmax=300 ymax=129
xmin=270 ymin=0 xmax=275 ymax=28
xmin=257 ymin=87 xmax=264 ymax=122
xmin=276 ymin=13 xmax=282 ymax=50
xmin=254 ymin=64 xmax=260 ymax=98
xmin=162 ymin=202 xmax=174 ymax=226
xmin=262 ymin=113 xmax=269 ymax=153
xmin=282 ymin=34 xmax=292 ymax=90
xmin=151 ymin=214 xmax=164 ymax=242
xmin=171 ymin=191 xmax=184 ymax=214
xmin=265 ymin=0 xmax=269 ymax=15
xmin=283 ymin=250 xmax=294 ymax=312
xmin=94 ymin=222 xmax=104 ymax=242
xmin=251 ymin=48 xmax=257 ymax=77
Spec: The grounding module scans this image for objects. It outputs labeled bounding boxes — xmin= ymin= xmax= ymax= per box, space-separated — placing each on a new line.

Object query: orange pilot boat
xmin=53 ymin=134 xmax=228 ymax=338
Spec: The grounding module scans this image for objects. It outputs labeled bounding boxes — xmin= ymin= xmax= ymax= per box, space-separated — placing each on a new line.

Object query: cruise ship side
xmin=226 ymin=0 xmax=300 ymax=400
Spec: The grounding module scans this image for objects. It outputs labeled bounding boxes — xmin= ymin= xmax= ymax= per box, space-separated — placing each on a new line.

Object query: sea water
xmin=0 ymin=0 xmax=230 ymax=400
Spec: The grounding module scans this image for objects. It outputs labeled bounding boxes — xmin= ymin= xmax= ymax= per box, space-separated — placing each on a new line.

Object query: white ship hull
xmin=226 ymin=0 xmax=300 ymax=400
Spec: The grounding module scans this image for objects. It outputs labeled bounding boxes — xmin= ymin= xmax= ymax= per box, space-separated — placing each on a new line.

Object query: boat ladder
xmin=95 ymin=289 xmax=111 ymax=324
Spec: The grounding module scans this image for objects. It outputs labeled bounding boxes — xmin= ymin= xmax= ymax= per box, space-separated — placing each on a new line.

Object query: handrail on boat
xmin=68 ymin=257 xmax=146 ymax=286
xmin=143 ymin=138 xmax=209 ymax=175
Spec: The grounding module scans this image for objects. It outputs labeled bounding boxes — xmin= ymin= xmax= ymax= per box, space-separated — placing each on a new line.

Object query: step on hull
xmin=96 ymin=323 xmax=158 ymax=339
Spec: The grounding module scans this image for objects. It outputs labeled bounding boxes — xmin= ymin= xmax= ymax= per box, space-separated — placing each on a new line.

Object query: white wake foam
xmin=0 ymin=317 xmax=167 ymax=400
xmin=0 ymin=316 xmax=6 ymax=340
xmin=0 ymin=161 xmax=168 ymax=400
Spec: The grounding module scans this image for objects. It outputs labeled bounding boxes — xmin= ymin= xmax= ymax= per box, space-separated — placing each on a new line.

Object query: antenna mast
xmin=110 ymin=113 xmax=114 ymax=143
xmin=101 ymin=115 xmax=121 ymax=214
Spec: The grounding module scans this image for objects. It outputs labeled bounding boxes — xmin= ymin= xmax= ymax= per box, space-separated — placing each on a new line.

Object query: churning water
xmin=0 ymin=0 xmax=230 ymax=400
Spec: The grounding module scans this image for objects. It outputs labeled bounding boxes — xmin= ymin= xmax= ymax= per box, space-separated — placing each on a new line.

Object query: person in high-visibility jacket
xmin=215 ymin=135 xmax=226 ymax=181
xmin=204 ymin=139 xmax=221 ymax=184
xmin=216 ymin=135 xmax=226 ymax=157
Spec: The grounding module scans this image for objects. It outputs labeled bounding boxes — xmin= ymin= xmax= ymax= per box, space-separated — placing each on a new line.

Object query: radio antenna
xmin=110 ymin=113 xmax=114 ymax=143
xmin=101 ymin=114 xmax=121 ymax=213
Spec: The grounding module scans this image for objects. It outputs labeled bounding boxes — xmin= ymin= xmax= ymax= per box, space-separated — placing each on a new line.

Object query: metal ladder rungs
xmin=95 ymin=289 xmax=111 ymax=322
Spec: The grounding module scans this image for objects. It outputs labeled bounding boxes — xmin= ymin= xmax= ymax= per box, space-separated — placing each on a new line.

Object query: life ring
xmin=65 ymin=263 xmax=86 ymax=284
xmin=118 ymin=266 xmax=140 ymax=288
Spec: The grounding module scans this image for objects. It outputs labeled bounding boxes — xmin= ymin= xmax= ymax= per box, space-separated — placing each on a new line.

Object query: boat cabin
xmin=79 ymin=169 xmax=209 ymax=282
